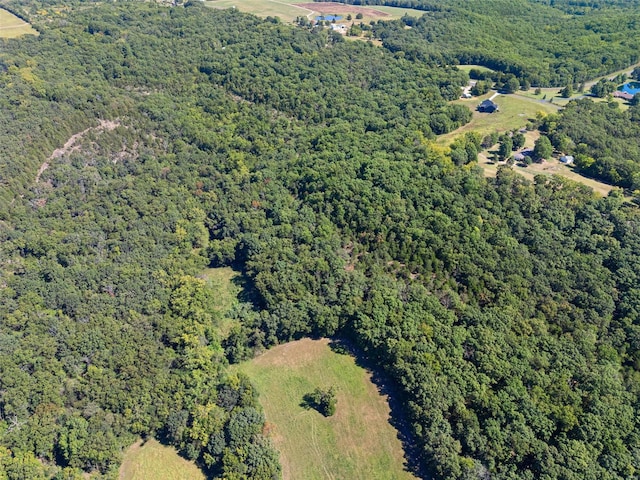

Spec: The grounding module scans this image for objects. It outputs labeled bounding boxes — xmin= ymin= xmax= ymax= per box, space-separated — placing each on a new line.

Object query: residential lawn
xmin=0 ymin=8 xmax=38 ymax=37
xmin=440 ymin=94 xmax=620 ymax=197
xmin=437 ymin=92 xmax=559 ymax=145
xmin=235 ymin=338 xmax=418 ymax=480
xmin=119 ymin=438 xmax=206 ymax=480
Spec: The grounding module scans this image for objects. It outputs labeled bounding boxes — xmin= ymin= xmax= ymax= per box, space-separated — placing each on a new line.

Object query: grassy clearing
xmin=0 ymin=8 xmax=37 ymax=38
xmin=437 ymin=92 xmax=559 ymax=145
xmin=356 ymin=4 xmax=428 ymax=20
xmin=204 ymin=0 xmax=311 ymax=21
xmin=119 ymin=438 xmax=206 ymax=480
xmin=236 ymin=338 xmax=417 ymax=480
xmin=199 ymin=266 xmax=243 ymax=337
xmin=456 ymin=64 xmax=495 ymax=74
xmin=204 ymin=0 xmax=425 ymax=23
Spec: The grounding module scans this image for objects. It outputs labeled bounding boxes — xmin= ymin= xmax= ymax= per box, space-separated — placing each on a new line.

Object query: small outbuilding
xmin=477 ymin=99 xmax=499 ymax=113
xmin=613 ymin=91 xmax=634 ymax=101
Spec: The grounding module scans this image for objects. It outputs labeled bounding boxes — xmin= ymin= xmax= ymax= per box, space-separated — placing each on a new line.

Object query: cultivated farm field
xmin=204 ymin=0 xmax=425 ymax=23
xmin=236 ymin=338 xmax=418 ymax=480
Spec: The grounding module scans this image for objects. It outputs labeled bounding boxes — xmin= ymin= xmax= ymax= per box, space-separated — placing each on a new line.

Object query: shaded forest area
xmin=0 ymin=2 xmax=639 ymax=480
xmin=321 ymin=0 xmax=640 ymax=86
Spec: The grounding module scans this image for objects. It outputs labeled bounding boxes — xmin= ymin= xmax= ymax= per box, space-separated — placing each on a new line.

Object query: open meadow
xmin=204 ymin=0 xmax=425 ymax=23
xmin=235 ymin=338 xmax=418 ymax=480
xmin=119 ymin=439 xmax=206 ymax=480
xmin=0 ymin=8 xmax=37 ymax=37
xmin=456 ymin=64 xmax=495 ymax=74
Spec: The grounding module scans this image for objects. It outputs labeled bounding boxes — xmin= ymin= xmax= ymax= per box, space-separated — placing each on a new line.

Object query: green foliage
xmin=533 ymin=135 xmax=553 ymax=161
xmin=470 ymin=80 xmax=491 ymax=96
xmin=365 ymin=0 xmax=640 ymax=86
xmin=497 ymin=134 xmax=512 ymax=160
xmin=543 ymin=99 xmax=640 ymax=189
xmin=512 ymin=131 xmax=526 ymax=150
xmin=590 ymin=78 xmax=617 ymax=98
xmin=303 ymin=386 xmax=337 ymax=417
xmin=0 ymin=2 xmax=639 ymax=480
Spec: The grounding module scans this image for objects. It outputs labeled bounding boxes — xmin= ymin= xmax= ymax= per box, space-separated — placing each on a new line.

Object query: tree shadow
xmin=328 ymin=338 xmax=434 ymax=480
xmin=229 ymin=271 xmax=265 ymax=309
xmin=299 ymin=392 xmax=321 ymax=413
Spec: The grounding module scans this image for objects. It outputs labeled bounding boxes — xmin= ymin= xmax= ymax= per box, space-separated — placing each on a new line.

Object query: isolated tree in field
xmin=356 ymin=12 xmax=363 ymax=19
xmin=303 ymin=387 xmax=337 ymax=416
xmin=533 ymin=135 xmax=553 ymax=162
xmin=560 ymin=85 xmax=573 ymax=98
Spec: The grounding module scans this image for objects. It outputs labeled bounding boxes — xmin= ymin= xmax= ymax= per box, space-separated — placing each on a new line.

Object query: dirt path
xmin=0 ymin=23 xmax=29 ymax=29
xmin=583 ymin=61 xmax=640 ymax=89
xmin=271 ymin=0 xmax=315 ymax=18
xmin=35 ymin=119 xmax=120 ymax=183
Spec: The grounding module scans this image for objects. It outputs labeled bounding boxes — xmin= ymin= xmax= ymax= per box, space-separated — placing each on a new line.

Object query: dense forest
xmin=1 ymin=2 xmax=640 ymax=480
xmin=538 ymin=99 xmax=640 ymax=191
xmin=315 ymin=0 xmax=640 ymax=86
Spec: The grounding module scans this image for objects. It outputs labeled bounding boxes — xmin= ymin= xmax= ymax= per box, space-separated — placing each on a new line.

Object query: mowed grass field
xmin=437 ymin=92 xmax=560 ymax=145
xmin=119 ymin=439 xmax=206 ymax=480
xmin=0 ymin=8 xmax=37 ymax=38
xmin=204 ymin=0 xmax=425 ymax=23
xmin=236 ymin=338 xmax=417 ymax=480
xmin=456 ymin=64 xmax=495 ymax=74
